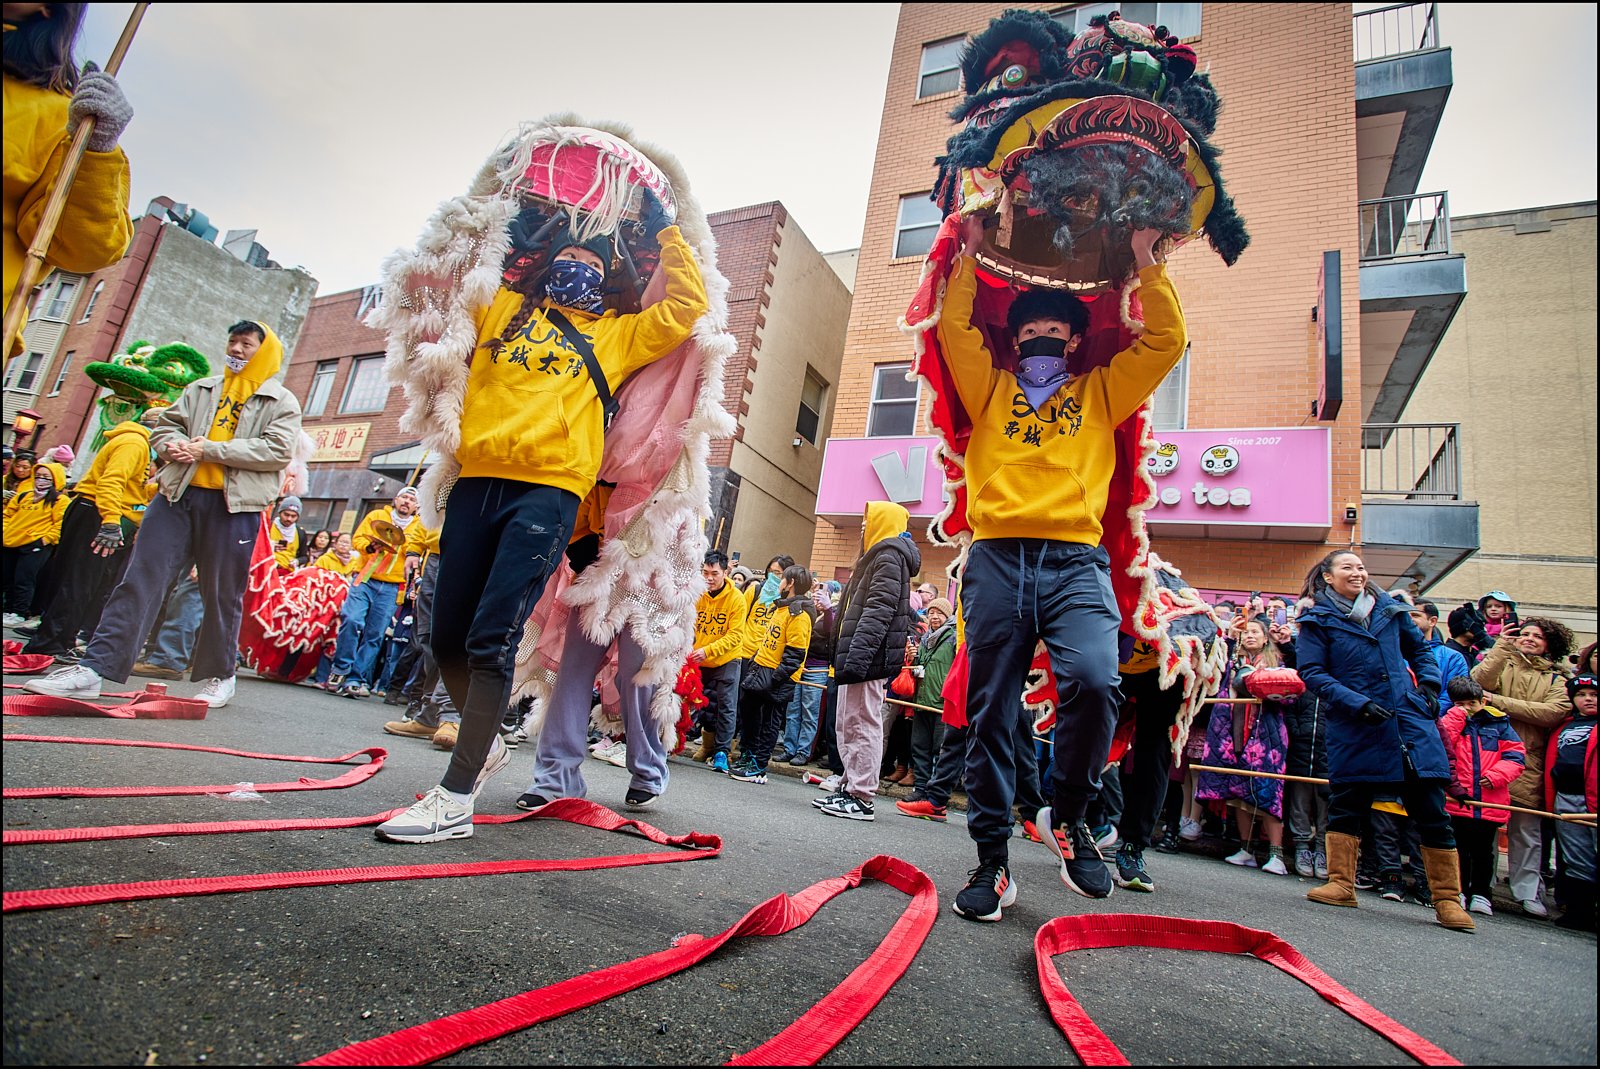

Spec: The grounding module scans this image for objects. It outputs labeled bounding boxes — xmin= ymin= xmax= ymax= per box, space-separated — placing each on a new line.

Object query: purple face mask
xmin=1016 ymin=336 xmax=1072 ymax=413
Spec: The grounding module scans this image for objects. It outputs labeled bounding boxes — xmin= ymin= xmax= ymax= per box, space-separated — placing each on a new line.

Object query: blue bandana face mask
xmin=759 ymin=573 xmax=783 ymax=604
xmin=1016 ymin=336 xmax=1072 ymax=413
xmin=544 ymin=259 xmax=605 ymax=313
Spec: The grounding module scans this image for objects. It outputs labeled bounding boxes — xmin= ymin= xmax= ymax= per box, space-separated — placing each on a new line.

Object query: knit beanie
xmin=277 ymin=495 xmax=303 ymax=515
xmin=927 ymin=597 xmax=953 ymax=616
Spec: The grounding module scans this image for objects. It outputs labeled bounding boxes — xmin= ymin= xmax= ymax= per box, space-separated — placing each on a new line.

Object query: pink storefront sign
xmin=1144 ymin=427 xmax=1332 ymax=540
xmin=817 ymin=436 xmax=947 ymax=521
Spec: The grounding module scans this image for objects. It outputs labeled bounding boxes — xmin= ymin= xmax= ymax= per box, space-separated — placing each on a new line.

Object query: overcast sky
xmin=79 ymin=3 xmax=1596 ymax=295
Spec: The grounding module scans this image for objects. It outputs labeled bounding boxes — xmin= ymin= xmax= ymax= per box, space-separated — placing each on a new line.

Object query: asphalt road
xmin=3 ymin=670 xmax=1595 ymax=1066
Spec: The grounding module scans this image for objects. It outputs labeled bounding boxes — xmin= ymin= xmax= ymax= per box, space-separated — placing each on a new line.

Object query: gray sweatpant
xmin=838 ymin=678 xmax=888 ymax=802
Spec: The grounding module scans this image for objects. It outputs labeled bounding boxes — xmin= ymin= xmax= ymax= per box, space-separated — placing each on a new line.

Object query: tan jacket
xmin=1471 ymin=633 xmax=1573 ymax=809
xmin=151 ymin=375 xmax=303 ymax=514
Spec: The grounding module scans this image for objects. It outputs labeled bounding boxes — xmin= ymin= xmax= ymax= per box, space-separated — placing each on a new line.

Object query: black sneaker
xmin=1114 ymin=843 xmax=1155 ymax=892
xmin=1154 ymin=827 xmax=1183 ymax=855
xmin=811 ymin=790 xmax=847 ymax=810
xmin=1038 ymin=806 xmax=1113 ymax=899
xmin=516 ymin=792 xmax=553 ymax=812
xmin=624 ymin=788 xmax=658 ymax=811
xmin=1355 ymin=870 xmax=1379 ymax=892
xmin=1377 ymin=876 xmax=1405 ymax=902
xmin=952 ymin=858 xmax=1017 ymax=922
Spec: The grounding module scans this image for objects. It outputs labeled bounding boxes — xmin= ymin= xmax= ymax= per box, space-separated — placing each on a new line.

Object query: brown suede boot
xmin=1420 ymin=846 xmax=1476 ymax=932
xmin=692 ymin=730 xmax=715 ymax=763
xmin=1306 ymin=831 xmax=1361 ymax=907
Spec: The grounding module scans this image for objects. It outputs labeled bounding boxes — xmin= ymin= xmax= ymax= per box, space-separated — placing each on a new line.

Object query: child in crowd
xmin=1438 ymin=677 xmax=1525 ymax=917
xmin=1547 ymin=674 xmax=1598 ymax=930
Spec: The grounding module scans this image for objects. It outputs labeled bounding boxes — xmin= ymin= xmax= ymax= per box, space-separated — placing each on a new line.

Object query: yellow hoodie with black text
xmin=935 ymin=259 xmax=1187 ymax=546
xmin=695 ymin=578 xmax=750 ymax=668
xmin=2 ymin=460 xmax=67 ymax=546
xmin=456 ymin=226 xmax=709 ymax=497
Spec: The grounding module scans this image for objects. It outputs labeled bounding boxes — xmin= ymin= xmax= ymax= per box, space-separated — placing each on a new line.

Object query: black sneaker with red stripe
xmin=953 ymin=857 xmax=1018 ymax=922
xmin=1038 ymin=805 xmax=1114 ymax=899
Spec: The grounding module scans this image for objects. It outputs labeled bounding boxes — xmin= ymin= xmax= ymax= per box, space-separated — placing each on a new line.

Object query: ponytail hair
xmin=1301 ymin=549 xmax=1361 ymax=601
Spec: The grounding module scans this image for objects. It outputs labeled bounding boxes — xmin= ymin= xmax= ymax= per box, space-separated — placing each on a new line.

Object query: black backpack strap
xmin=544 ymin=308 xmax=617 ymax=430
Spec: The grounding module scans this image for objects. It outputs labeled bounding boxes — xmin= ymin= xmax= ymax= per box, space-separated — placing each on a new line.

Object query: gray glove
xmin=69 ymin=63 xmax=133 ymax=153
xmin=90 ymin=522 xmax=124 ymax=554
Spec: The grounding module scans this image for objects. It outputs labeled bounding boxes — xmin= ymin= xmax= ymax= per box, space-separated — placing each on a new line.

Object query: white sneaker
xmin=1224 ymin=849 xmax=1259 ymax=868
xmin=375 ymin=786 xmax=474 ymax=843
xmin=1261 ymin=854 xmax=1289 ymax=876
xmin=22 ymin=664 xmax=102 ymax=700
xmin=196 ymin=676 xmax=236 ymax=708
xmin=1520 ymin=897 xmax=1549 ymax=918
xmin=2 ymin=612 xmax=25 ymax=628
xmin=1468 ymin=895 xmax=1494 ymax=916
xmin=598 ymin=741 xmax=628 ymax=768
xmin=1179 ymin=817 xmax=1202 ymax=841
xmin=590 ymin=737 xmax=622 ymax=762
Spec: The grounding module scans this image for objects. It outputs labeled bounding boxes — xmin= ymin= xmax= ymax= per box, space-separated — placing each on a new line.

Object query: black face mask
xmin=1016 ymin=336 xmax=1068 ymax=359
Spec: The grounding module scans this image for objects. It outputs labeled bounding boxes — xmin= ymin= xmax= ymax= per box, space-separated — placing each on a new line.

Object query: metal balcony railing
xmin=1361 ymin=423 xmax=1461 ymax=501
xmin=1359 ymin=192 xmax=1452 ymax=262
xmin=1354 ymin=2 xmax=1440 ymax=63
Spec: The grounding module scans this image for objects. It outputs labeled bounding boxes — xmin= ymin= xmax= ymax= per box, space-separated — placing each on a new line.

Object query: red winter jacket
xmin=1544 ymin=716 xmax=1599 ymax=816
xmin=1437 ymin=704 xmax=1525 ymax=823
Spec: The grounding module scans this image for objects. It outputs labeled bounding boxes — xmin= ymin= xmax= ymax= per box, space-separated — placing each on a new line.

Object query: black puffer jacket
xmin=834 ymin=504 xmax=920 ymax=685
xmin=1284 ymin=691 xmax=1328 ymax=778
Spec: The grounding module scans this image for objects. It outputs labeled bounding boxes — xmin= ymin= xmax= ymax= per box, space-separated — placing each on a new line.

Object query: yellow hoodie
xmin=740 ymin=582 xmax=777 ymax=660
xmin=191 ymin=322 xmax=283 ymax=489
xmin=2 ymin=66 xmax=134 ymax=360
xmin=350 ymin=508 xmax=414 ymax=585
xmin=694 ymin=578 xmax=750 ymax=668
xmin=752 ymin=599 xmax=813 ymax=674
xmin=2 ymin=460 xmax=67 ymax=546
xmin=862 ymin=500 xmax=910 ymax=551
xmin=315 ymin=549 xmax=360 ymax=577
xmin=936 ymin=259 xmax=1187 ymax=546
xmin=72 ymin=421 xmax=150 ymax=525
xmin=457 ymin=226 xmax=709 ymax=497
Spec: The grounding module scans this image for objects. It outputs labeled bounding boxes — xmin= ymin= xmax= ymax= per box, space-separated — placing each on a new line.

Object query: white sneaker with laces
xmin=196 ymin=676 xmax=236 ymax=708
xmin=1468 ymin=895 xmax=1493 ymax=916
xmin=22 ymin=664 xmax=103 ymax=700
xmin=1261 ymin=854 xmax=1289 ymax=876
xmin=590 ymin=738 xmax=621 ymax=762
xmin=1224 ymin=849 xmax=1259 ymax=868
xmin=598 ymin=741 xmax=628 ymax=768
xmin=1179 ymin=817 xmax=1202 ymax=841
xmin=2 ymin=612 xmax=25 ymax=628
xmin=375 ymin=786 xmax=474 ymax=843
xmin=474 ymin=736 xmax=510 ymax=797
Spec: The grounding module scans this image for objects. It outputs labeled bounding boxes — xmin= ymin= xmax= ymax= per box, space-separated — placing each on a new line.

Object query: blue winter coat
xmin=1426 ymin=638 xmax=1471 ymax=687
xmin=1294 ymin=589 xmax=1449 ymax=783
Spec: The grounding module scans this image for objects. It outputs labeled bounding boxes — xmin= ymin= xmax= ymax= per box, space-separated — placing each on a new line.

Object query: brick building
xmin=284 ymin=202 xmax=850 ymax=551
xmin=810 ymin=2 xmax=1477 ymax=602
xmin=6 ymin=197 xmax=316 ymax=472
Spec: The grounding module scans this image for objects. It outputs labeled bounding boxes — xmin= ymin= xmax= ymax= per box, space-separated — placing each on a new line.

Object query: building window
xmin=40 ymin=277 xmax=78 ymax=322
xmin=48 ymin=351 xmax=74 ymax=396
xmin=1150 ymin=349 xmax=1189 ymax=431
xmin=918 ymin=36 xmax=964 ymax=98
xmin=304 ymin=359 xmax=338 ymax=418
xmin=796 ymin=367 xmax=828 ymax=445
xmin=79 ymin=281 xmax=105 ymax=322
xmin=895 ymin=194 xmax=943 ymax=260
xmin=1056 ymin=3 xmax=1201 ymax=39
xmin=867 ymin=363 xmax=919 ymax=437
xmin=298 ymin=499 xmax=337 ymax=534
xmin=9 ymin=352 xmax=45 ymax=393
xmin=338 ymin=355 xmax=388 ymax=414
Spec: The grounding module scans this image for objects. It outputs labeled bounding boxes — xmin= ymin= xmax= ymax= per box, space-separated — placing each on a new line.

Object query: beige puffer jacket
xmin=1471 ymin=633 xmax=1573 ymax=809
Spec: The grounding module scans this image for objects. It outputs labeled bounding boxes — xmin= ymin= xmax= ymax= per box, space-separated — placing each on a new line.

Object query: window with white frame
xmin=338 ymin=355 xmax=388 ymax=414
xmin=304 ymin=359 xmax=338 ymax=418
xmin=1149 ymin=349 xmax=1189 ymax=431
xmin=895 ymin=194 xmax=943 ymax=260
xmin=79 ymin=281 xmax=105 ymax=322
xmin=48 ymin=351 xmax=74 ymax=396
xmin=796 ymin=367 xmax=828 ymax=445
xmin=918 ymin=36 xmax=964 ymax=98
xmin=1055 ymin=3 xmax=1201 ymax=39
xmin=867 ymin=363 xmax=919 ymax=437
xmin=9 ymin=352 xmax=45 ymax=393
xmin=40 ymin=277 xmax=78 ymax=321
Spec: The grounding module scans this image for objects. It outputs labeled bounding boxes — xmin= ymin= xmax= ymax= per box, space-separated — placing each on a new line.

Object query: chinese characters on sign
xmin=309 ymin=422 xmax=372 ymax=463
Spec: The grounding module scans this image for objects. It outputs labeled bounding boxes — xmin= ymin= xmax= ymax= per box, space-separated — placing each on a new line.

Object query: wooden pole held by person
xmin=2 ymin=3 xmax=151 ymax=358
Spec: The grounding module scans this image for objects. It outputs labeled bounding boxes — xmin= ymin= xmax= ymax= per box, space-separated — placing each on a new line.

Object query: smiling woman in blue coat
xmin=1293 ymin=550 xmax=1476 ymax=933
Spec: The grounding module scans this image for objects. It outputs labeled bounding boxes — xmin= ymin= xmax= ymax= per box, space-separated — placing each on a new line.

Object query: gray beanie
xmin=277 ymin=496 xmax=303 ymax=514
